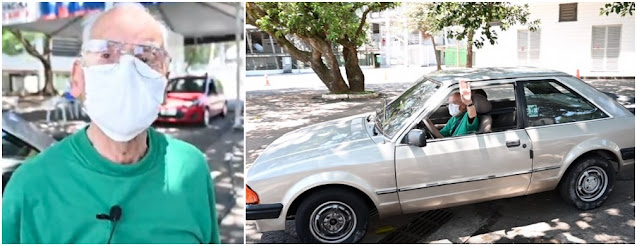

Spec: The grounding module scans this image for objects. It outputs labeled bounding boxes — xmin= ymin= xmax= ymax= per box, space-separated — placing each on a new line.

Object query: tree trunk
xmin=9 ymin=30 xmax=57 ymax=96
xmin=42 ymin=62 xmax=55 ymax=96
xmin=430 ymin=36 xmax=442 ymax=71
xmin=309 ymin=49 xmax=350 ymax=93
xmin=342 ymin=45 xmax=365 ymax=92
xmin=308 ymin=38 xmax=350 ymax=94
xmin=466 ymin=29 xmax=474 ymax=68
xmin=41 ymin=35 xmax=56 ymax=96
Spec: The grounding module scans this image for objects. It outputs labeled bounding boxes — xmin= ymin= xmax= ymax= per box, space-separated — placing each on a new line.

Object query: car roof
xmin=425 ymin=67 xmax=570 ymax=85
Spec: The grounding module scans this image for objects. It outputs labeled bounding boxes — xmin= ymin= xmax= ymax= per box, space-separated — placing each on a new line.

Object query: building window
xmin=559 ymin=3 xmax=577 ymax=22
xmin=517 ymin=29 xmax=541 ymax=65
xmin=591 ymin=25 xmax=621 ymax=71
xmin=372 ymin=23 xmax=380 ymax=34
xmin=52 ymin=38 xmax=81 ymax=57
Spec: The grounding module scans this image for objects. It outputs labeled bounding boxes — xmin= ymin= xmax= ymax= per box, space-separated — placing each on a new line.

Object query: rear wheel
xmin=295 ymin=188 xmax=369 ymax=243
xmin=559 ymin=155 xmax=615 ymax=210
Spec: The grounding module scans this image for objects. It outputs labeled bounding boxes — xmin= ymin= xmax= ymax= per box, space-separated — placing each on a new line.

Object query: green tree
xmin=184 ymin=44 xmax=212 ymax=71
xmin=2 ymin=29 xmax=56 ymax=96
xmin=404 ymin=3 xmax=442 ymax=70
xmin=427 ymin=2 xmax=540 ymax=68
xmin=246 ymin=2 xmax=398 ymax=93
xmin=600 ymin=2 xmax=635 ymax=16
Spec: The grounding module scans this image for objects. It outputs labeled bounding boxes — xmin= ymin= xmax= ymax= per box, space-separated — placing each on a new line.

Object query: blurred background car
xmin=2 ymin=109 xmax=56 ymax=193
xmin=156 ymin=74 xmax=227 ymax=127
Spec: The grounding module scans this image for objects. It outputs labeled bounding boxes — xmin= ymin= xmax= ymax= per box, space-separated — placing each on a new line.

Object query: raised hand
xmin=459 ymin=80 xmax=472 ymax=106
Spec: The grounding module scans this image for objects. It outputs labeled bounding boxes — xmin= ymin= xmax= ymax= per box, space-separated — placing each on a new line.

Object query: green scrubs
xmin=440 ymin=111 xmax=479 ymax=137
xmin=2 ymin=127 xmax=220 ymax=244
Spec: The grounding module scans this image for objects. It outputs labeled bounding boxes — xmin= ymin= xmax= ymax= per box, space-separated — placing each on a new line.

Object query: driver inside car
xmin=426 ymin=80 xmax=479 ymax=138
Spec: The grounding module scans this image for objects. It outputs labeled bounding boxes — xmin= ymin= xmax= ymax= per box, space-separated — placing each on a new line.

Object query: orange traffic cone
xmin=264 ymin=73 xmax=270 ymax=86
xmin=576 ymin=69 xmax=580 ymax=79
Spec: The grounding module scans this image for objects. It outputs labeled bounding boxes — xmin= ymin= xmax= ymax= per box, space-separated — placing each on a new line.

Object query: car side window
xmin=2 ymin=131 xmax=39 ymax=160
xmin=215 ymin=80 xmax=224 ymax=94
xmin=522 ymin=79 xmax=608 ymax=127
xmin=479 ymin=83 xmax=518 ymax=132
xmin=208 ymin=79 xmax=217 ymax=95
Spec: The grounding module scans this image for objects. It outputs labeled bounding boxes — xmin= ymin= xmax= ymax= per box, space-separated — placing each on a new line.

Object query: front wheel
xmin=559 ymin=155 xmax=615 ymax=210
xmin=295 ymin=188 xmax=369 ymax=243
xmin=200 ymin=108 xmax=210 ymax=127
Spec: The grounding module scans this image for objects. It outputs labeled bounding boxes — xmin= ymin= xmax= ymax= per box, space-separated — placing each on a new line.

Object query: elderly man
xmin=2 ymin=4 xmax=220 ymax=244
xmin=427 ymin=81 xmax=479 ymax=138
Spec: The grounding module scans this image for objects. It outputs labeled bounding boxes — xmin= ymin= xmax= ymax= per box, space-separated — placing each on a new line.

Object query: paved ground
xmin=3 ymin=100 xmax=245 ymax=244
xmin=245 ymin=74 xmax=635 ymax=244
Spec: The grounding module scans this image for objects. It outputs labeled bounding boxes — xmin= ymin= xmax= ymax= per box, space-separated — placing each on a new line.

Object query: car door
xmin=394 ymin=82 xmax=534 ymax=214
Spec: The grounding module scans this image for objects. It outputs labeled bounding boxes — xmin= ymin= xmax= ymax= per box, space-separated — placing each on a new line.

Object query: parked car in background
xmin=246 ymin=67 xmax=635 ymax=243
xmin=2 ymin=110 xmax=56 ymax=194
xmin=156 ymin=74 xmax=227 ymax=126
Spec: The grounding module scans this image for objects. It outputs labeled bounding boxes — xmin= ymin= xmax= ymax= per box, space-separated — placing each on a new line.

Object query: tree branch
xmin=8 ymin=29 xmax=47 ymax=64
xmin=355 ymin=7 xmax=373 ymax=40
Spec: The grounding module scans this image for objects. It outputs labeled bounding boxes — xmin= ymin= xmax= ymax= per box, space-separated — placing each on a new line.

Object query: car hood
xmin=250 ymin=113 xmax=374 ymax=172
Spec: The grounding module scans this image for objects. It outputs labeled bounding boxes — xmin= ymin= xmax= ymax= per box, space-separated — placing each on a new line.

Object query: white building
xmin=475 ymin=2 xmax=635 ymax=77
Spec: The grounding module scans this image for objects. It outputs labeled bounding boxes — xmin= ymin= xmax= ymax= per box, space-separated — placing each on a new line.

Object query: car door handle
xmin=506 ymin=140 xmax=521 ymax=148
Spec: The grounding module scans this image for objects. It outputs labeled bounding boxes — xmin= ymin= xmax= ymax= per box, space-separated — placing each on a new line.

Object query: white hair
xmin=81 ymin=2 xmax=169 ymax=48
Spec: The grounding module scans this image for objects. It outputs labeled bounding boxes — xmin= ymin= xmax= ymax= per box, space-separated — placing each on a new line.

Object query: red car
xmin=156 ymin=75 xmax=227 ymax=126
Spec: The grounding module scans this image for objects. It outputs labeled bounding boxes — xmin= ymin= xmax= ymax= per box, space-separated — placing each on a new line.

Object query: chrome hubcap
xmin=309 ymin=201 xmax=356 ymax=243
xmin=576 ymin=166 xmax=608 ymax=202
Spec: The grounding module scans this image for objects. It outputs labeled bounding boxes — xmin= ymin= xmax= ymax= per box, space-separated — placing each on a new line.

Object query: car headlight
xmin=185 ymin=99 xmax=199 ymax=107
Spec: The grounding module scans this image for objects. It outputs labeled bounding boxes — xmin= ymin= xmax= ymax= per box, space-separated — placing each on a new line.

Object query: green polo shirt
xmin=440 ymin=111 xmax=479 ymax=137
xmin=2 ymin=127 xmax=220 ymax=244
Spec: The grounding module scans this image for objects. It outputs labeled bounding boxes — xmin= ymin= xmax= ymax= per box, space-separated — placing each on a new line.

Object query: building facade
xmin=474 ymin=2 xmax=635 ymax=77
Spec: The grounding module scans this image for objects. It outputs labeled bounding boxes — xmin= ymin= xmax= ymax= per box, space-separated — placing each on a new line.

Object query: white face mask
xmin=83 ymin=55 xmax=167 ymax=142
xmin=448 ymin=103 xmax=461 ymax=117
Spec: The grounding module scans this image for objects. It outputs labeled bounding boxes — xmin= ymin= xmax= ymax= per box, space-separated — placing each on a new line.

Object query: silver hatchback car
xmin=246 ymin=67 xmax=635 ymax=243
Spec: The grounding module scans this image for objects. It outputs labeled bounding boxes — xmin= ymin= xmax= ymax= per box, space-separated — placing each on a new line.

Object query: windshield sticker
xmin=527 ymin=105 xmax=539 ymax=117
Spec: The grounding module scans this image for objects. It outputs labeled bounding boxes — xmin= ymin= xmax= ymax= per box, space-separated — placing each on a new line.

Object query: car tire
xmin=559 ymin=155 xmax=615 ymax=210
xmin=221 ymin=103 xmax=228 ymax=118
xmin=201 ymin=108 xmax=210 ymax=127
xmin=295 ymin=188 xmax=369 ymax=244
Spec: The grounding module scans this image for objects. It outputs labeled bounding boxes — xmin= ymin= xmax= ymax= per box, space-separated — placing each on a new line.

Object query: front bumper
xmin=246 ymin=203 xmax=283 ymax=220
xmin=156 ymin=106 xmax=205 ymax=123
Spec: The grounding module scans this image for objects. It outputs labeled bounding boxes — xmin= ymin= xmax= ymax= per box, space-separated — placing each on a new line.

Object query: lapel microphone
xmin=96 ymin=205 xmax=122 ymax=243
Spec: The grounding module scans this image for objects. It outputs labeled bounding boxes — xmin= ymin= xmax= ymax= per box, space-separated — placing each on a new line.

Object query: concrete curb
xmin=321 ymin=92 xmax=380 ymax=100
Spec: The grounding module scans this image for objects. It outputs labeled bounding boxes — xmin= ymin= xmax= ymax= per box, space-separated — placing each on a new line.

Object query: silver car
xmin=2 ymin=110 xmax=56 ymax=193
xmin=246 ymin=67 xmax=635 ymax=243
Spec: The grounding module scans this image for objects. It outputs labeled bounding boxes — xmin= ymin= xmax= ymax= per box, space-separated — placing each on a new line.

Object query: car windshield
xmin=167 ymin=78 xmax=206 ymax=93
xmin=376 ymin=78 xmax=439 ymax=138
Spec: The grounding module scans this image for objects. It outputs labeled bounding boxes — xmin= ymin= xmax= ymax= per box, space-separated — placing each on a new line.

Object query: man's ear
xmin=70 ymin=60 xmax=85 ymax=99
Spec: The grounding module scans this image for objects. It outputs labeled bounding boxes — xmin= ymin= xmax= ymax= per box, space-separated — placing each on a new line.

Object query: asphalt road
xmin=245 ymin=79 xmax=635 ymax=243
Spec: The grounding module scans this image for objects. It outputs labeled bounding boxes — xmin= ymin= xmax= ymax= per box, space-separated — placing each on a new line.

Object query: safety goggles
xmin=81 ymin=39 xmax=171 ymax=78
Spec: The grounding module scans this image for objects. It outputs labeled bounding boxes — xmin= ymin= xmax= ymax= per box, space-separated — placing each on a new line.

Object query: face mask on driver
xmin=448 ymin=103 xmax=461 ymax=117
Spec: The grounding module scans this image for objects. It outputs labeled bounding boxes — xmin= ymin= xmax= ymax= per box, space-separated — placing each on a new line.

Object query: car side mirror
xmin=405 ymin=129 xmax=427 ymax=147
